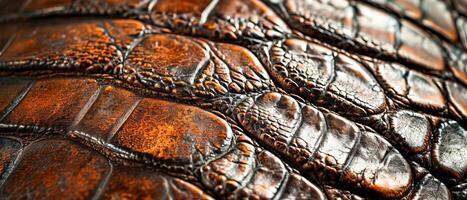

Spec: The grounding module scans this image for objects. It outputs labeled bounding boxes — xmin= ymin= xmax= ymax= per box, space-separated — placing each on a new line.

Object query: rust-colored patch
xmin=111 ymin=98 xmax=233 ymax=165
xmin=0 ymin=19 xmax=115 ymax=64
xmin=153 ymin=0 xmax=214 ymax=15
xmin=103 ymin=165 xmax=213 ymax=199
xmin=102 ymin=165 xmax=169 ymax=199
xmin=0 ymin=19 xmax=146 ymax=75
xmin=127 ymin=34 xmax=209 ymax=84
xmin=0 ymin=139 xmax=110 ymax=199
xmin=74 ymin=85 xmax=140 ymax=140
xmin=0 ymin=78 xmax=30 ymax=118
xmin=4 ymin=78 xmax=99 ymax=128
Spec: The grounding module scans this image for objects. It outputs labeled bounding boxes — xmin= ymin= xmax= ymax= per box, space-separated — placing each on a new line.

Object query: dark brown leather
xmin=0 ymin=0 xmax=465 ymax=199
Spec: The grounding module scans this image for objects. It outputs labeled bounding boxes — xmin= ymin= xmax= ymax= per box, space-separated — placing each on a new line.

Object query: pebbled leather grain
xmin=0 ymin=0 xmax=465 ymax=199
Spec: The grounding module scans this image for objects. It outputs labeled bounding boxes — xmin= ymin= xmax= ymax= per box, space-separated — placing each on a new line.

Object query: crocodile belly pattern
xmin=0 ymin=0 xmax=466 ymax=199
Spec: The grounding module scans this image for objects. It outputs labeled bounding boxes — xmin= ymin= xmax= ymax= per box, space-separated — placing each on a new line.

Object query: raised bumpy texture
xmin=0 ymin=0 xmax=466 ymax=199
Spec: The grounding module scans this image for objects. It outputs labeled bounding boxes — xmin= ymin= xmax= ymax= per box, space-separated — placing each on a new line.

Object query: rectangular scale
xmin=3 ymin=78 xmax=99 ymax=128
xmin=0 ymin=78 xmax=32 ymax=121
xmin=73 ymin=85 xmax=140 ymax=140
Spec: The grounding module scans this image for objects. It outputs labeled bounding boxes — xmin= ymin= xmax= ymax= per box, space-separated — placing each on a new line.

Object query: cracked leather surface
xmin=0 ymin=0 xmax=465 ymax=199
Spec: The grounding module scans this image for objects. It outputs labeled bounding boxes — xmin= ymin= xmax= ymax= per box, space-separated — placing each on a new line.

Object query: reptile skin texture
xmin=0 ymin=0 xmax=466 ymax=199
